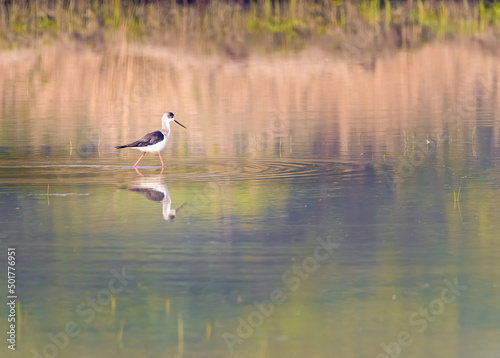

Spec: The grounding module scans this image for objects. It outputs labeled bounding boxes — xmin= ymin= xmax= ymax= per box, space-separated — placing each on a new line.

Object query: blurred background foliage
xmin=1 ymin=0 xmax=500 ymax=53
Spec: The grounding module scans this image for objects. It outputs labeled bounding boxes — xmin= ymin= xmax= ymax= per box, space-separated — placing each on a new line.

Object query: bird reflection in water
xmin=128 ymin=172 xmax=182 ymax=221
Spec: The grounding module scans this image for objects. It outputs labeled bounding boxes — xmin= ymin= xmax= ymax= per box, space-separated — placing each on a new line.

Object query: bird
xmin=128 ymin=177 xmax=182 ymax=221
xmin=116 ymin=112 xmax=186 ymax=168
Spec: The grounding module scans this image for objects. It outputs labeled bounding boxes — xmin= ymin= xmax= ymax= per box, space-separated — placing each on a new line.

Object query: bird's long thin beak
xmin=174 ymin=120 xmax=186 ymax=129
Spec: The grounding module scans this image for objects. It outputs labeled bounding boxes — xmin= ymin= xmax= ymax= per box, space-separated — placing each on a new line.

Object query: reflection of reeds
xmin=1 ymin=40 xmax=499 ymax=164
xmin=165 ymin=298 xmax=170 ymax=317
xmin=177 ymin=313 xmax=184 ymax=356
xmin=1 ymin=0 xmax=500 ymax=51
xmin=116 ymin=318 xmax=126 ymax=349
xmin=454 ymin=179 xmax=462 ymax=207
xmin=454 ymin=178 xmax=463 ymax=222
xmin=111 ymin=294 xmax=116 ymax=315
xmin=205 ymin=321 xmax=212 ymax=341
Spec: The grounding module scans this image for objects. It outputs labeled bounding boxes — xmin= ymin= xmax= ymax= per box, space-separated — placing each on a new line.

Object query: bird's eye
xmin=169 ymin=112 xmax=174 ymax=118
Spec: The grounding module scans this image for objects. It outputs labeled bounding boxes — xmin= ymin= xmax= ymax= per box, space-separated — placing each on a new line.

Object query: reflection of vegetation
xmin=2 ymin=51 xmax=500 ymax=357
xmin=4 ymin=152 xmax=500 ymax=357
xmin=480 ymin=0 xmax=500 ymax=29
xmin=246 ymin=0 xmax=306 ymax=47
xmin=359 ymin=0 xmax=381 ymax=25
xmin=1 ymin=0 xmax=500 ymax=52
xmin=38 ymin=15 xmax=57 ymax=34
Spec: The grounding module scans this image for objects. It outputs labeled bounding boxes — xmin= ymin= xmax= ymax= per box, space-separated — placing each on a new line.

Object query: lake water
xmin=1 ymin=42 xmax=500 ymax=358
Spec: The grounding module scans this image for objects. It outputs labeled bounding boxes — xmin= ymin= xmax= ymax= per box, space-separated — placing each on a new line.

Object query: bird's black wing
xmin=129 ymin=188 xmax=165 ymax=201
xmin=116 ymin=131 xmax=164 ymax=149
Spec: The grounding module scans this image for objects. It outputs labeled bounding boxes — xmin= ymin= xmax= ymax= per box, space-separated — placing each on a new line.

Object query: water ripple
xmin=0 ymin=159 xmax=368 ymax=183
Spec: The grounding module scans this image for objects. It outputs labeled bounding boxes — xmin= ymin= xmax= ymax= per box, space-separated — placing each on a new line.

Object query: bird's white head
xmin=162 ymin=112 xmax=186 ymax=129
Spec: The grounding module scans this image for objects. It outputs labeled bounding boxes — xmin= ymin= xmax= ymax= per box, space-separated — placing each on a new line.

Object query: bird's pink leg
xmin=134 ymin=167 xmax=144 ymax=177
xmin=158 ymin=152 xmax=165 ymax=168
xmin=133 ymin=152 xmax=146 ymax=167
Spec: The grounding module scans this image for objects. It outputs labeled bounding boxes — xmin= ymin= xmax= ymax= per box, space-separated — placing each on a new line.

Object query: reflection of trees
xmin=2 ymin=42 xmax=500 ymax=357
xmin=1 ymin=43 xmax=499 ymax=162
xmin=5 ymin=154 xmax=500 ymax=356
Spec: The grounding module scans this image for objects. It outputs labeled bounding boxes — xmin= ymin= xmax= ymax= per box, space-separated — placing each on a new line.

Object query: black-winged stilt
xmin=129 ymin=178 xmax=179 ymax=221
xmin=116 ymin=112 xmax=186 ymax=168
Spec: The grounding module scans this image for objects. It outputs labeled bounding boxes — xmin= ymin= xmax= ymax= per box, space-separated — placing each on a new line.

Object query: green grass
xmin=1 ymin=0 xmax=500 ymax=52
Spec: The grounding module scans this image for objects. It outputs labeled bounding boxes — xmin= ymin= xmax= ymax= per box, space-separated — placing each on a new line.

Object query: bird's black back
xmin=116 ymin=130 xmax=164 ymax=149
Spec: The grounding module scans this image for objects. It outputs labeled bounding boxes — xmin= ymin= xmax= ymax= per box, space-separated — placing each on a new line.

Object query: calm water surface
xmin=1 ymin=43 xmax=500 ymax=358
